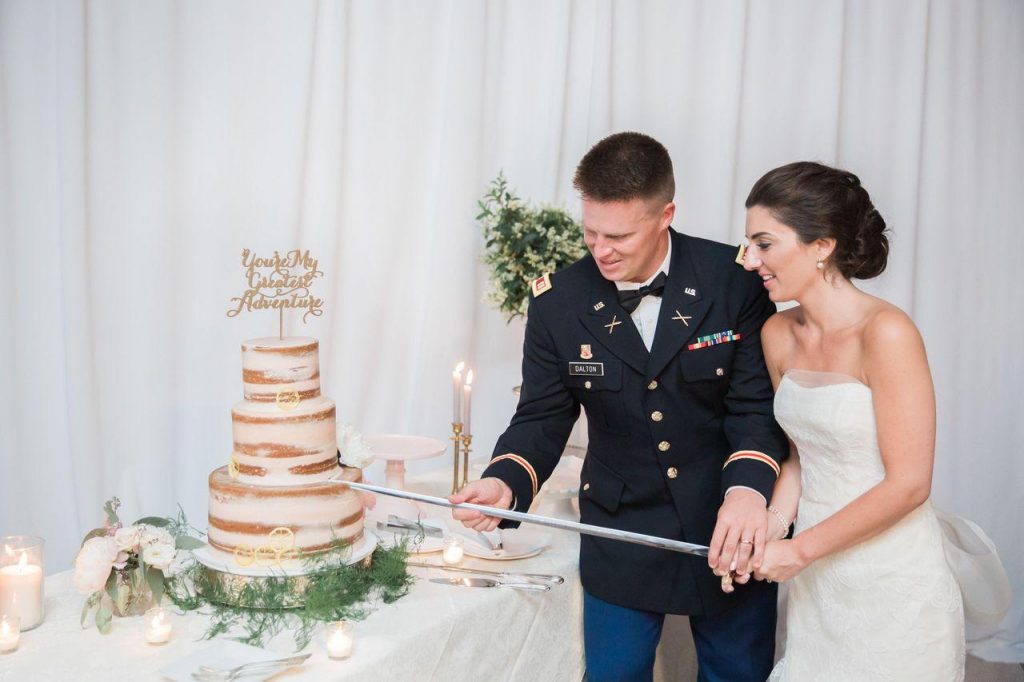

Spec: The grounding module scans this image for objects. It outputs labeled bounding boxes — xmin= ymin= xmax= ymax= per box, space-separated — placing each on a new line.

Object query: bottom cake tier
xmin=207 ymin=465 xmax=364 ymax=555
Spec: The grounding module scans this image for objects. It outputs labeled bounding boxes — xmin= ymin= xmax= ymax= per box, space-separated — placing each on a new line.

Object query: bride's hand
xmin=753 ymin=539 xmax=808 ymax=583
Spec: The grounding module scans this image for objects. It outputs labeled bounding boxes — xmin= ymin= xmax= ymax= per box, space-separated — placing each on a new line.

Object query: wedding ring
xmin=739 ymin=539 xmax=753 ymax=544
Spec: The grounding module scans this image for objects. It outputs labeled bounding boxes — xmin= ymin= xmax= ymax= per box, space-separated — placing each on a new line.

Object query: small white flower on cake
xmin=337 ymin=424 xmax=375 ymax=468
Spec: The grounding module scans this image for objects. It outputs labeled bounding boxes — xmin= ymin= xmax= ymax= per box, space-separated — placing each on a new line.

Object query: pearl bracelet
xmin=767 ymin=505 xmax=790 ymax=537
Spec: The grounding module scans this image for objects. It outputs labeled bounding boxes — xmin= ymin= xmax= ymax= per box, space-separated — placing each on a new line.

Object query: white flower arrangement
xmin=74 ymin=497 xmax=202 ymax=632
xmin=337 ymin=424 xmax=375 ymax=469
xmin=478 ymin=173 xmax=586 ymax=321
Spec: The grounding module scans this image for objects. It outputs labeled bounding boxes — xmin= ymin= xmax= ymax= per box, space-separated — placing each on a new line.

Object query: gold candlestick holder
xmin=451 ymin=422 xmax=463 ymax=494
xmin=460 ymin=433 xmax=472 ymax=489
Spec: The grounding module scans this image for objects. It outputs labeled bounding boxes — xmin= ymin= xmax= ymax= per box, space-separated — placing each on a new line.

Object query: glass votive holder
xmin=441 ymin=536 xmax=465 ymax=565
xmin=0 ymin=614 xmax=20 ymax=653
xmin=144 ymin=606 xmax=173 ymax=645
xmin=325 ymin=621 xmax=352 ymax=659
xmin=0 ymin=537 xmax=45 ymax=630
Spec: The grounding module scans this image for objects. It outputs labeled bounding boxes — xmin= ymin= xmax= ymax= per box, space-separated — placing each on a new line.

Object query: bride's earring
xmin=816 ymin=259 xmax=825 ymax=270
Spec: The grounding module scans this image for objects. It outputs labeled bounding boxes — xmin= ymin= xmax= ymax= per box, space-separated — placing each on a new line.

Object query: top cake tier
xmin=241 ymin=337 xmax=321 ymax=402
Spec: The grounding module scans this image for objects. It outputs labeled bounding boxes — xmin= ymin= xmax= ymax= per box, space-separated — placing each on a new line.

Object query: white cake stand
xmin=365 ymin=434 xmax=446 ymax=491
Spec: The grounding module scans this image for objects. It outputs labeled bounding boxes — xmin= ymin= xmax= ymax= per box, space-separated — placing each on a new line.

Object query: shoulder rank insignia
xmin=530 ymin=273 xmax=553 ymax=298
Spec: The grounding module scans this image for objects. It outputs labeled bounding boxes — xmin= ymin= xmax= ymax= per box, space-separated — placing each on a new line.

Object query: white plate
xmin=159 ymin=640 xmax=298 ymax=682
xmin=375 ymin=518 xmax=447 ymax=554
xmin=457 ymin=528 xmax=550 ymax=561
xmin=193 ymin=531 xmax=378 ymax=577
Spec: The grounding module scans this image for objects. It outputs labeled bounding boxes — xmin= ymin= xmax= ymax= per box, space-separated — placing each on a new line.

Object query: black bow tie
xmin=617 ymin=272 xmax=667 ymax=313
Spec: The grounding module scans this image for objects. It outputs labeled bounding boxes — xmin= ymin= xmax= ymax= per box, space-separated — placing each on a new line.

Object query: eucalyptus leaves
xmin=478 ymin=173 xmax=586 ymax=321
xmin=75 ymin=498 xmax=203 ymax=633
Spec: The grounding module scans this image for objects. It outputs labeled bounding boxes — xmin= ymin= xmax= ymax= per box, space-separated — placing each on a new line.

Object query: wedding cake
xmin=207 ymin=337 xmax=364 ymax=559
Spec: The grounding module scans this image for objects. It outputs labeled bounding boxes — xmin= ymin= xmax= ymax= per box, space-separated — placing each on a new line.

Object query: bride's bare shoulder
xmin=763 ymin=306 xmax=803 ymax=339
xmin=862 ymin=301 xmax=925 ymax=356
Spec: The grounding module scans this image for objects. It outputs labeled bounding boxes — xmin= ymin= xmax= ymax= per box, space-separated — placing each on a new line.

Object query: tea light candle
xmin=144 ymin=607 xmax=172 ymax=645
xmin=0 ymin=547 xmax=43 ymax=630
xmin=442 ymin=536 xmax=464 ymax=565
xmin=325 ymin=621 xmax=352 ymax=659
xmin=0 ymin=615 xmax=19 ymax=653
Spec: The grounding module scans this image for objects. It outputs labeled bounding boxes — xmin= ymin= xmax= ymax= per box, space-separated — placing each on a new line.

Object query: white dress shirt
xmin=614 ymin=236 xmax=672 ymax=351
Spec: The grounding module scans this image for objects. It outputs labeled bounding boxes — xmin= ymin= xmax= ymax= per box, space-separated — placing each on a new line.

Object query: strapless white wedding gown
xmin=769 ymin=370 xmax=965 ymax=681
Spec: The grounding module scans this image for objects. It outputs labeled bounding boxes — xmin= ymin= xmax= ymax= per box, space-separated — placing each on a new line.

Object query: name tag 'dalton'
xmin=569 ymin=362 xmax=604 ymax=376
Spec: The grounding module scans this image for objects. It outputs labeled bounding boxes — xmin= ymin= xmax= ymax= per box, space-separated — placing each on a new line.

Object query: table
xmin=0 ymin=470 xmax=584 ymax=681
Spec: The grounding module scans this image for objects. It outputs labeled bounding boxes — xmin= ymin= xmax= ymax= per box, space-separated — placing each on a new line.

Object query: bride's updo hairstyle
xmin=745 ymin=161 xmax=890 ymax=280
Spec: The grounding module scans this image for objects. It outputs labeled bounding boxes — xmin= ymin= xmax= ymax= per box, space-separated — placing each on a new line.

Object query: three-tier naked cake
xmin=206 ymin=337 xmax=365 ymax=563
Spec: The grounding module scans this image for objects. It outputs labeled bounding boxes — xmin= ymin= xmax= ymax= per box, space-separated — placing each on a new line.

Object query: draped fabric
xmin=1 ymin=0 xmax=1020 ymax=660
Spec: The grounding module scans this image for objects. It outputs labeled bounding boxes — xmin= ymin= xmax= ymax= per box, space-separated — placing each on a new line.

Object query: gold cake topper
xmin=226 ymin=249 xmax=325 ymax=338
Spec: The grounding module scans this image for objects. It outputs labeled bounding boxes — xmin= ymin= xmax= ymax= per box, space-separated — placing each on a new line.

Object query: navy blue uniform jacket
xmin=483 ymin=228 xmax=788 ymax=616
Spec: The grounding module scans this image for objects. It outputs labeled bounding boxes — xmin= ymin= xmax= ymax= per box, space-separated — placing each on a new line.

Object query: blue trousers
xmin=583 ymin=586 xmax=777 ymax=682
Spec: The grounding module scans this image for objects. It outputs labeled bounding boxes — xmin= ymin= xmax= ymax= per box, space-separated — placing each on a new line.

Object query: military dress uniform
xmin=482 ymin=228 xmax=788 ymax=680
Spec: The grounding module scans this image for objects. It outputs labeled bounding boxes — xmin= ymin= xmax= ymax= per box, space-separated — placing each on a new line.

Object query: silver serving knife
xmin=429 ymin=577 xmax=550 ymax=592
xmin=408 ymin=560 xmax=564 ymax=584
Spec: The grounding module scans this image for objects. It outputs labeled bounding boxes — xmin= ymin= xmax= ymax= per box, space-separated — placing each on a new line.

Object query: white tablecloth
xmin=0 ymin=472 xmax=584 ymax=682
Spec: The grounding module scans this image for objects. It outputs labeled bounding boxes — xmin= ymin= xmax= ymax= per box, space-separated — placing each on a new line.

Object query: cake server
xmin=429 ymin=577 xmax=550 ymax=592
xmin=337 ymin=480 xmax=709 ymax=557
xmin=407 ymin=560 xmax=564 ymax=584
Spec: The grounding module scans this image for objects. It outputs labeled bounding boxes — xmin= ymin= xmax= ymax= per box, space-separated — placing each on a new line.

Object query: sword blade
xmin=339 ymin=479 xmax=709 ymax=557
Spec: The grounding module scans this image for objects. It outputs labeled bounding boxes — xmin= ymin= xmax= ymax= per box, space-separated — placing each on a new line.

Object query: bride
xmin=737 ymin=161 xmax=965 ymax=680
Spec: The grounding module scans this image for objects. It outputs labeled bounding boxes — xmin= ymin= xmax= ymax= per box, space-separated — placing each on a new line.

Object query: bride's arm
xmin=755 ymin=308 xmax=936 ymax=582
xmin=766 ymin=443 xmax=800 ymax=541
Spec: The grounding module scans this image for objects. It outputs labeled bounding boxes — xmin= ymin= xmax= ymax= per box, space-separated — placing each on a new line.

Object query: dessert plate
xmin=458 ymin=528 xmax=550 ymax=561
xmin=374 ymin=517 xmax=447 ymax=554
xmin=159 ymin=640 xmax=297 ymax=682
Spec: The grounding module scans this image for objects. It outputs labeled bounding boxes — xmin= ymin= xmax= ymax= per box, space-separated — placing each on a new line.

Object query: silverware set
xmin=191 ymin=653 xmax=311 ymax=680
xmin=407 ymin=560 xmax=565 ymax=589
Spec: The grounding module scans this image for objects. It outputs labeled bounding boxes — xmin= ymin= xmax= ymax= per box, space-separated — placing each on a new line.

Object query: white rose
xmin=73 ymin=536 xmax=119 ymax=595
xmin=337 ymin=424 xmax=374 ymax=468
xmin=138 ymin=525 xmax=174 ymax=549
xmin=114 ymin=526 xmax=140 ymax=552
xmin=142 ymin=543 xmax=176 ymax=571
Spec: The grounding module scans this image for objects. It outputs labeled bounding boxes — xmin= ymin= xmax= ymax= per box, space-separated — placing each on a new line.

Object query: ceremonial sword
xmin=336 ymin=479 xmax=710 ymax=558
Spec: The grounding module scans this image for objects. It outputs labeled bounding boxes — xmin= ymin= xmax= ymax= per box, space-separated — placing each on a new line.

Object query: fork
xmin=193 ymin=653 xmax=311 ymax=681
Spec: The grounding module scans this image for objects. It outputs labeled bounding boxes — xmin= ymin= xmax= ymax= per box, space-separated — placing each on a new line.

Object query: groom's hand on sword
xmin=449 ymin=477 xmax=514 ymax=532
xmin=707 ymin=488 xmax=769 ymax=593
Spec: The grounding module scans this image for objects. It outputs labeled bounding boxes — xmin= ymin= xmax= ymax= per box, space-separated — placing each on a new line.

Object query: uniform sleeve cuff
xmin=482 ymin=454 xmax=538 ymax=520
xmin=721 ymin=450 xmax=779 ymax=501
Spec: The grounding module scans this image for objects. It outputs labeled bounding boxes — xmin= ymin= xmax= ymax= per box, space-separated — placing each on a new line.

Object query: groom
xmin=452 ymin=132 xmax=787 ymax=681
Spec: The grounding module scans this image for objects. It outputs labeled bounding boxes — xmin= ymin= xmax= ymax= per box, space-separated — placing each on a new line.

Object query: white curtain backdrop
xmin=1 ymin=0 xmax=1021 ymax=662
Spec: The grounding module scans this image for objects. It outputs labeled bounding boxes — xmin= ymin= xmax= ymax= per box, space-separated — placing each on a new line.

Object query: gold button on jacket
xmin=667 ymin=467 xmax=678 ymax=479
xmin=658 ymin=441 xmax=671 ymax=452
xmin=651 ymin=411 xmax=664 ymax=422
xmin=647 ymin=380 xmax=658 ymax=390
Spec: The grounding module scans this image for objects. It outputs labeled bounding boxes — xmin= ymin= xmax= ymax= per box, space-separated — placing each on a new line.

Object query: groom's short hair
xmin=573 ymin=132 xmax=675 ymax=205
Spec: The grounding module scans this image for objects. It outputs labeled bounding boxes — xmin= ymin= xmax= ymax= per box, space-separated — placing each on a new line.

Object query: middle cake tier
xmin=231 ymin=395 xmax=338 ymax=485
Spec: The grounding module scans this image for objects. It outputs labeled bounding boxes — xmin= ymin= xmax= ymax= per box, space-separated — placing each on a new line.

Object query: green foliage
xmin=478 ymin=173 xmax=586 ymax=321
xmin=165 ymin=539 xmax=414 ymax=650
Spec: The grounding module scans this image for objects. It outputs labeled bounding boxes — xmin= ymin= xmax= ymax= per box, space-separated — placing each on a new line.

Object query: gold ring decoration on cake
xmin=228 ymin=455 xmax=240 ymax=480
xmin=267 ymin=527 xmax=296 ymax=552
xmin=233 ymin=543 xmax=256 ymax=567
xmin=275 ymin=388 xmax=301 ymax=411
xmin=255 ymin=545 xmax=279 ymax=567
